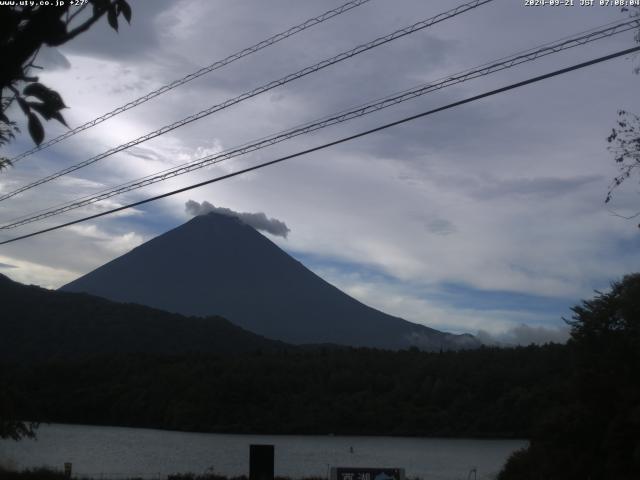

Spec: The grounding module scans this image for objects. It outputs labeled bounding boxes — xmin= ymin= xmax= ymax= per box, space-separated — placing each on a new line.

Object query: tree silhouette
xmin=499 ymin=273 xmax=640 ymax=480
xmin=605 ymin=6 xmax=640 ymax=225
xmin=0 ymin=0 xmax=131 ymax=170
xmin=0 ymin=367 xmax=37 ymax=441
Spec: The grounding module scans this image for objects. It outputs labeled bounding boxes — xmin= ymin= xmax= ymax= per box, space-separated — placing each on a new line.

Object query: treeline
xmin=3 ymin=344 xmax=568 ymax=438
xmin=498 ymin=274 xmax=640 ymax=480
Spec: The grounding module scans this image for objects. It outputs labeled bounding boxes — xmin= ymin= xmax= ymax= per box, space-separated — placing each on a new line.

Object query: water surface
xmin=0 ymin=424 xmax=526 ymax=480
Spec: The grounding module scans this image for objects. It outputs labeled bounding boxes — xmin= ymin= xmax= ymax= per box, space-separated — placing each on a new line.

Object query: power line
xmin=2 ymin=17 xmax=636 ymax=229
xmin=7 ymin=0 xmax=373 ymax=163
xmin=1 ymin=45 xmax=638 ymax=246
xmin=0 ymin=0 xmax=494 ymax=202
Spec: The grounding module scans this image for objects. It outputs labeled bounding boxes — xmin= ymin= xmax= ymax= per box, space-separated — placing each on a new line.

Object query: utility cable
xmin=2 ymin=17 xmax=636 ymax=228
xmin=1 ymin=45 xmax=637 ymax=246
xmin=0 ymin=0 xmax=494 ymax=201
xmin=7 ymin=0 xmax=373 ymax=163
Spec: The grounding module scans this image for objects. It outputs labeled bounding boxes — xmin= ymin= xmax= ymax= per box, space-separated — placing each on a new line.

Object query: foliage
xmin=605 ymin=6 xmax=640 ymax=222
xmin=0 ymin=467 xmax=69 ymax=480
xmin=0 ymin=0 xmax=131 ymax=169
xmin=0 ymin=419 xmax=37 ymax=441
xmin=2 ymin=344 xmax=569 ymax=439
xmin=606 ymin=110 xmax=640 ymax=216
xmin=499 ymin=274 xmax=640 ymax=480
xmin=0 ymin=363 xmax=38 ymax=441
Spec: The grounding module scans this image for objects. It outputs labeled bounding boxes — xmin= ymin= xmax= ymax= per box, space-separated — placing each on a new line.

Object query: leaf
xmin=0 ymin=158 xmax=13 ymax=171
xmin=16 ymin=97 xmax=30 ymax=115
xmin=47 ymin=91 xmax=67 ymax=110
xmin=49 ymin=111 xmax=69 ymax=128
xmin=28 ymin=102 xmax=48 ymax=116
xmin=0 ymin=111 xmax=9 ymax=124
xmin=117 ymin=0 xmax=131 ymax=23
xmin=23 ymin=83 xmax=66 ymax=110
xmin=107 ymin=6 xmax=118 ymax=31
xmin=23 ymin=82 xmax=50 ymax=100
xmin=27 ymin=113 xmax=44 ymax=145
xmin=28 ymin=102 xmax=69 ymax=127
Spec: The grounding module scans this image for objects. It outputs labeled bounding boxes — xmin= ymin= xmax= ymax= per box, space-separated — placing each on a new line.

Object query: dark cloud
xmin=185 ymin=200 xmax=290 ymax=238
xmin=60 ymin=0 xmax=174 ymax=60
xmin=424 ymin=218 xmax=457 ymax=236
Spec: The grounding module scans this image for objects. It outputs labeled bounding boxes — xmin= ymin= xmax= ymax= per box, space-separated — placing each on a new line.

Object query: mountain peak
xmin=61 ymin=215 xmax=478 ymax=351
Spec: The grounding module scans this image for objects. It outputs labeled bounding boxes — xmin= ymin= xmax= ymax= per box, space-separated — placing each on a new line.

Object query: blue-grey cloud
xmin=426 ymin=218 xmax=457 ymax=236
xmin=0 ymin=262 xmax=17 ymax=269
xmin=185 ymin=200 xmax=290 ymax=238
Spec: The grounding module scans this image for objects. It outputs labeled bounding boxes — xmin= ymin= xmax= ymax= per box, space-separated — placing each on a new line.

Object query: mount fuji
xmin=61 ymin=212 xmax=479 ymax=351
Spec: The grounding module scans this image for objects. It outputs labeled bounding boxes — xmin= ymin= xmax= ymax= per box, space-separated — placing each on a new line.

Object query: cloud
xmin=426 ymin=218 xmax=457 ymax=236
xmin=0 ymin=262 xmax=17 ymax=269
xmin=470 ymin=174 xmax=604 ymax=201
xmin=66 ymin=224 xmax=145 ymax=254
xmin=304 ymin=260 xmax=565 ymax=336
xmin=476 ymin=323 xmax=571 ymax=346
xmin=185 ymin=200 xmax=290 ymax=238
xmin=0 ymin=254 xmax=79 ymax=289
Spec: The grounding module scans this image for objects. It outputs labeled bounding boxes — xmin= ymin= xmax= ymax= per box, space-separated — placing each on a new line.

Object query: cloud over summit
xmin=185 ymin=200 xmax=290 ymax=238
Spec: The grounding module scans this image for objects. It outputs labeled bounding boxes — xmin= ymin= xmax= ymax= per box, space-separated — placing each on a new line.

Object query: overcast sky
xmin=1 ymin=0 xmax=639 ymax=343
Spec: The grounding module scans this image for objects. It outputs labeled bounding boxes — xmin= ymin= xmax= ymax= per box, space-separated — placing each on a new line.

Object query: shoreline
xmin=10 ymin=422 xmax=529 ymax=443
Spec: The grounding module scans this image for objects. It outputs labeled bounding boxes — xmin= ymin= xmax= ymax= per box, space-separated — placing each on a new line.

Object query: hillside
xmin=0 ymin=273 xmax=287 ymax=361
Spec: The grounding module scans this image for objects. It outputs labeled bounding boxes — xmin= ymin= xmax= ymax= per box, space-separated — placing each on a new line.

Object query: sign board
xmin=331 ymin=467 xmax=405 ymax=480
xmin=249 ymin=444 xmax=274 ymax=480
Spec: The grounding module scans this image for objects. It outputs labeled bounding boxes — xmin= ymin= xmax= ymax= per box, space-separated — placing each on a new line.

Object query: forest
xmin=2 ymin=343 xmax=567 ymax=439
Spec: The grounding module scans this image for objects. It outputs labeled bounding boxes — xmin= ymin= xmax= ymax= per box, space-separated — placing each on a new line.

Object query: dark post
xmin=63 ymin=463 xmax=72 ymax=478
xmin=249 ymin=444 xmax=274 ymax=480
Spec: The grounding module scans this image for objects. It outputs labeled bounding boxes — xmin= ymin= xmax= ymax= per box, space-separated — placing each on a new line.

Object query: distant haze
xmin=476 ymin=323 xmax=571 ymax=346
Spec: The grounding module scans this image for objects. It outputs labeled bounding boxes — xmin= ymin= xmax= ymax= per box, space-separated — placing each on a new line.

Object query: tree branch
xmin=606 ymin=208 xmax=640 ymax=220
xmin=60 ymin=1 xmax=117 ymax=44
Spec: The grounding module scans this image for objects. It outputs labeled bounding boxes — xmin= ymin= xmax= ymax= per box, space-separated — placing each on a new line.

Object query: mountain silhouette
xmin=61 ymin=212 xmax=478 ymax=350
xmin=0 ymin=272 xmax=286 ymax=361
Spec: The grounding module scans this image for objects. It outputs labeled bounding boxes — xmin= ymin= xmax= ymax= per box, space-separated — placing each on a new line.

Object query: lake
xmin=0 ymin=424 xmax=526 ymax=480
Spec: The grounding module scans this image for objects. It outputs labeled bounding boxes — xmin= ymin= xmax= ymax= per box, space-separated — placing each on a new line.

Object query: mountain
xmin=61 ymin=212 xmax=479 ymax=350
xmin=0 ymin=273 xmax=286 ymax=361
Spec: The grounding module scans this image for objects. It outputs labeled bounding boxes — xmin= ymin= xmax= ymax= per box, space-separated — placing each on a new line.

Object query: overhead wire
xmin=1 ymin=17 xmax=637 ymax=229
xmin=0 ymin=0 xmax=494 ymax=202
xmin=7 ymin=0 xmax=373 ymax=163
xmin=1 ymin=45 xmax=638 ymax=245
